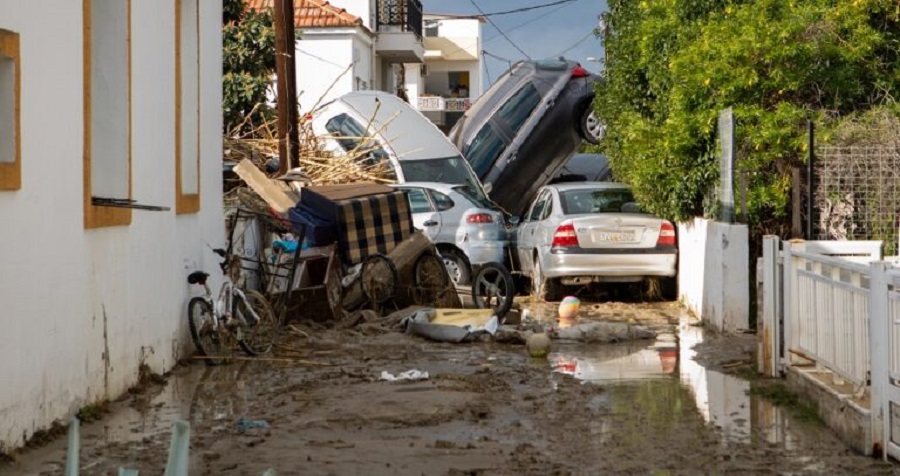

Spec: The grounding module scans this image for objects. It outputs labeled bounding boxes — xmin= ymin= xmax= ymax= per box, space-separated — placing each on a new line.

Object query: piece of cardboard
xmin=233 ymin=159 xmax=297 ymax=215
xmin=303 ymin=183 xmax=394 ymax=202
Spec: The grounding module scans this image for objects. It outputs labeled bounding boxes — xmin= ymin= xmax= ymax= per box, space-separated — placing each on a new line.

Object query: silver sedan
xmin=512 ymin=182 xmax=677 ymax=300
xmin=391 ymin=182 xmax=507 ymax=285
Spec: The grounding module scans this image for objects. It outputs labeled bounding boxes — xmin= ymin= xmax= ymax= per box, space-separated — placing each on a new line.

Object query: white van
xmin=307 ymin=91 xmax=490 ymax=201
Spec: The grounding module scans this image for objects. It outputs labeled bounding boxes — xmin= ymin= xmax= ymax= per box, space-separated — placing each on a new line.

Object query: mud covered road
xmin=4 ymin=301 xmax=898 ymax=475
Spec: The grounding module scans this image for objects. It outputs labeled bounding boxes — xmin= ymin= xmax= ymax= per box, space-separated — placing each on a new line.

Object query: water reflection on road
xmin=548 ymin=316 xmax=806 ymax=452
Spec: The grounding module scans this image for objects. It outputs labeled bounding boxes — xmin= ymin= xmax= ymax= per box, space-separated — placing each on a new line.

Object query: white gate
xmin=870 ymin=264 xmax=900 ymax=459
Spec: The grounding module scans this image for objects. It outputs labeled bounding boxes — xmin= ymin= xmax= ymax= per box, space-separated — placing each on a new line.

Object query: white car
xmin=512 ymin=182 xmax=677 ymax=300
xmin=391 ymin=182 xmax=507 ymax=285
xmin=307 ymin=91 xmax=490 ymax=202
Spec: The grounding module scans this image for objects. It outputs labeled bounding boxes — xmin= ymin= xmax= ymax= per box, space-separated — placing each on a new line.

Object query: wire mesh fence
xmin=813 ymin=145 xmax=900 ymax=255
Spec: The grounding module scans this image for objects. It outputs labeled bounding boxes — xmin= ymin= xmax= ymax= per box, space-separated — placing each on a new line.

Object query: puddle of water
xmin=547 ymin=316 xmax=813 ymax=451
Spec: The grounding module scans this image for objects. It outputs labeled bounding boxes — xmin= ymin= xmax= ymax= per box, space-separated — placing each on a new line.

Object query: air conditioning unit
xmin=420 ymin=64 xmax=429 ymax=77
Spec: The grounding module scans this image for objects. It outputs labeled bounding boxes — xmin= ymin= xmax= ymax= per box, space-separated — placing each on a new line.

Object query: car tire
xmin=533 ymin=254 xmax=561 ymax=302
xmin=440 ymin=248 xmax=471 ymax=286
xmin=579 ymin=104 xmax=604 ymax=145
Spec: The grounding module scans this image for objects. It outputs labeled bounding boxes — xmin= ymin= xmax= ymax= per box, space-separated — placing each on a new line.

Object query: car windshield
xmin=559 ymin=188 xmax=643 ymax=215
xmin=399 ymin=156 xmax=489 ymax=202
xmin=463 ymin=126 xmax=506 ymax=177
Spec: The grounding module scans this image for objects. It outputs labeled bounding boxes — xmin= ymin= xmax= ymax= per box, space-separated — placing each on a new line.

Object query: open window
xmin=176 ymin=0 xmax=200 ymax=213
xmin=83 ymin=0 xmax=133 ymax=227
xmin=0 ymin=29 xmax=20 ymax=191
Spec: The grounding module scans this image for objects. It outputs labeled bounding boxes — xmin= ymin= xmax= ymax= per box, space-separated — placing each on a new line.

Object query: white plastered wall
xmin=677 ymin=218 xmax=750 ymax=332
xmin=0 ymin=0 xmax=224 ymax=451
xmin=295 ymin=32 xmax=357 ymax=112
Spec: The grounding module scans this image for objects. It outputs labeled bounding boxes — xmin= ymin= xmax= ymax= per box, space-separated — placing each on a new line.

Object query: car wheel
xmin=440 ymin=249 xmax=471 ymax=286
xmin=579 ymin=106 xmax=604 ymax=145
xmin=533 ymin=255 xmax=561 ymax=302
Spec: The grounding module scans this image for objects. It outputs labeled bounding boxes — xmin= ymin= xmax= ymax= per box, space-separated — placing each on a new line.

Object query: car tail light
xmin=571 ymin=64 xmax=590 ymax=78
xmin=657 ymin=221 xmax=676 ymax=246
xmin=551 ymin=222 xmax=579 ymax=248
xmin=466 ymin=213 xmax=494 ymax=224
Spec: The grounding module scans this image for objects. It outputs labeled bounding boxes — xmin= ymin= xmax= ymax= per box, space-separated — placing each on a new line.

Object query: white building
xmin=250 ymin=0 xmax=425 ymax=113
xmin=0 ymin=0 xmax=225 ymax=451
xmin=405 ymin=13 xmax=485 ymax=132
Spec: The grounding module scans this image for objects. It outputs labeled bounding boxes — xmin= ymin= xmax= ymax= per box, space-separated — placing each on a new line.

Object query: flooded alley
xmin=3 ymin=301 xmax=897 ymax=475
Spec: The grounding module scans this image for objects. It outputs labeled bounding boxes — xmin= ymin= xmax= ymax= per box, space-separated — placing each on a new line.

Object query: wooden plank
xmin=233 ymin=159 xmax=297 ymax=215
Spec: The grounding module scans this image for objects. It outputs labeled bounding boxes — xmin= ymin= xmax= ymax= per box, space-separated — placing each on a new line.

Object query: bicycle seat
xmin=187 ymin=271 xmax=209 ymax=285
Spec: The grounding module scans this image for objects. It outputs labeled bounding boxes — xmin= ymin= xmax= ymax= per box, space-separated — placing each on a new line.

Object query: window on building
xmin=424 ymin=20 xmax=439 ymax=37
xmin=84 ymin=0 xmax=132 ymax=228
xmin=0 ymin=29 xmax=20 ymax=191
xmin=176 ymin=0 xmax=200 ymax=214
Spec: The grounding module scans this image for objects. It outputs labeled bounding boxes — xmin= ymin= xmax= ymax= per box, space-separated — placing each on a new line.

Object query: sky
xmin=421 ymin=0 xmax=609 ymax=89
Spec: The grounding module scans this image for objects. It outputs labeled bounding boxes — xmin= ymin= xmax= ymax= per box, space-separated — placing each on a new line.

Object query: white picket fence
xmin=759 ymin=236 xmax=900 ymax=458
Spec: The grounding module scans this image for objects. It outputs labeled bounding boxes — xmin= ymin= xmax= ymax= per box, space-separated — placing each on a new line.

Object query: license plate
xmin=595 ymin=231 xmax=636 ymax=242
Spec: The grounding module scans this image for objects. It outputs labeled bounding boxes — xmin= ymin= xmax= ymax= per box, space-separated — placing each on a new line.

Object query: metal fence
xmin=813 ymin=146 xmax=900 ymax=255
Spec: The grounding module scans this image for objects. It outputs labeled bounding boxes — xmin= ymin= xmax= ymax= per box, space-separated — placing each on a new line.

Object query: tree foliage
xmin=223 ymin=0 xmax=276 ymax=134
xmin=595 ymin=0 xmax=900 ymax=227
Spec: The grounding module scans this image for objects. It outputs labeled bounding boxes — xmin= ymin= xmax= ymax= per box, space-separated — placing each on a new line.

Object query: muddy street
xmin=3 ymin=300 xmax=897 ymax=475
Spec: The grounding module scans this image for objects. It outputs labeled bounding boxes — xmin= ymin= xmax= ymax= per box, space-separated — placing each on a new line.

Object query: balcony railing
xmin=417 ymin=96 xmax=471 ymax=112
xmin=376 ymin=0 xmax=423 ymax=40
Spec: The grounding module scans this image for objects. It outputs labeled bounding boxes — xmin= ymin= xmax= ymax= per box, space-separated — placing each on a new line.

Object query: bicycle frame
xmin=194 ymin=275 xmax=262 ymax=331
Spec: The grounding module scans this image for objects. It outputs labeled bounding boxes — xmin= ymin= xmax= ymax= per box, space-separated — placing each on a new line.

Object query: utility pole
xmin=274 ymin=0 xmax=299 ymax=174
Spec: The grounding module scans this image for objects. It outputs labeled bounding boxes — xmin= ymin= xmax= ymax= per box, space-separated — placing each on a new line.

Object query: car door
xmin=401 ymin=187 xmax=441 ymax=241
xmin=516 ymin=189 xmax=549 ymax=273
xmin=426 ymin=188 xmax=457 ymax=244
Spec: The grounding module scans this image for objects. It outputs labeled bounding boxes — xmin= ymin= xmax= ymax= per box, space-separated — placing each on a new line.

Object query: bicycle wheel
xmin=413 ymin=252 xmax=450 ymax=304
xmin=360 ymin=254 xmax=398 ymax=304
xmin=187 ymin=297 xmax=226 ymax=366
xmin=471 ymin=262 xmax=515 ymax=319
xmin=236 ymin=290 xmax=279 ymax=356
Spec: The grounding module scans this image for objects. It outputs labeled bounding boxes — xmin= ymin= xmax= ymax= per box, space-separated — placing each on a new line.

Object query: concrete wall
xmin=677 ymin=218 xmax=749 ymax=332
xmin=0 ymin=0 xmax=224 ymax=451
xmin=296 ymin=33 xmax=358 ymax=112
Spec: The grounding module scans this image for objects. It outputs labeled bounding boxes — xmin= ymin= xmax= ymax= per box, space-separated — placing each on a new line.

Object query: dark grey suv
xmin=448 ymin=59 xmax=603 ymax=217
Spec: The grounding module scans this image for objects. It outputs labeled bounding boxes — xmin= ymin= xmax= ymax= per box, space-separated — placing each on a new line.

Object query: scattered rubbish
xmin=557 ymin=296 xmax=581 ymax=329
xmin=404 ymin=308 xmax=499 ymax=343
xmin=232 ymin=159 xmax=297 ymax=216
xmin=380 ymin=370 xmax=430 ymax=381
xmin=236 ymin=419 xmax=271 ymax=433
xmin=526 ymin=329 xmax=552 ymax=358
xmin=553 ymin=321 xmax=656 ymax=343
xmin=163 ymin=420 xmax=190 ymax=476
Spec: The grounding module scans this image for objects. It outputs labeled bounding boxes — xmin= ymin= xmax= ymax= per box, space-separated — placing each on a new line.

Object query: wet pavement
xmin=3 ymin=300 xmax=898 ymax=475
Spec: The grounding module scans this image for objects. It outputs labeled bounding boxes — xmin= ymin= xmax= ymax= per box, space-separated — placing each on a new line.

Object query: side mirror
xmin=509 ymin=216 xmax=521 ymax=226
xmin=483 ymin=182 xmax=493 ymax=194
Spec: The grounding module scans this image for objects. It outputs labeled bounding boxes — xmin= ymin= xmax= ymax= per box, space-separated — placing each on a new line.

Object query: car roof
xmin=450 ymin=58 xmax=580 ymax=143
xmin=390 ymin=181 xmax=460 ymax=193
xmin=547 ymin=181 xmax=631 ymax=192
xmin=324 ymin=92 xmax=462 ymax=161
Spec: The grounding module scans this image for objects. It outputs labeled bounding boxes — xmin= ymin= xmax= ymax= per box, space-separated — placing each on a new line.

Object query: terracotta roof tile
xmin=247 ymin=0 xmax=368 ymax=31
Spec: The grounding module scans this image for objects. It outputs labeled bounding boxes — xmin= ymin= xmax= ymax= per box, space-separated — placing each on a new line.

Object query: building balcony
xmin=375 ymin=0 xmax=424 ymax=63
xmin=416 ymin=95 xmax=471 ymax=112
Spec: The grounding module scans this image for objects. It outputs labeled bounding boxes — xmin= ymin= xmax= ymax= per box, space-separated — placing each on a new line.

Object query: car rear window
xmin=497 ymin=83 xmax=541 ymax=134
xmin=399 ymin=157 xmax=488 ymax=203
xmin=463 ymin=126 xmax=506 ymax=177
xmin=560 ymin=188 xmax=642 ymax=215
xmin=452 ymin=185 xmax=494 ymax=209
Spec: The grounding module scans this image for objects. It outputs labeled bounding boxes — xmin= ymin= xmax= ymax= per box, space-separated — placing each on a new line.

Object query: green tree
xmin=595 ymin=0 xmax=900 ymax=230
xmin=223 ymin=0 xmax=276 ymax=134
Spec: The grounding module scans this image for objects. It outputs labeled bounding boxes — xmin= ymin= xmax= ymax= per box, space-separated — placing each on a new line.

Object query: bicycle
xmin=186 ymin=247 xmax=279 ymax=365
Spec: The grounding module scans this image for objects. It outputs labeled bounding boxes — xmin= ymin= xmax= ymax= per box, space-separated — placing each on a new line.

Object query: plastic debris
xmin=236 ymin=419 xmax=271 ymax=432
xmin=380 ymin=370 xmax=430 ymax=381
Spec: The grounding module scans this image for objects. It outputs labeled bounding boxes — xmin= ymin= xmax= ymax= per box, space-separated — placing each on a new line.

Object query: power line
xmin=462 ymin=0 xmax=578 ymax=18
xmin=469 ymin=0 xmax=531 ymax=60
xmin=552 ymin=30 xmax=597 ymax=58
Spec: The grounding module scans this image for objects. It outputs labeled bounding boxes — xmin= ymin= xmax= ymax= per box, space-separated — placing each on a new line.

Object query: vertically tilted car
xmin=448 ymin=59 xmax=603 ymax=217
xmin=512 ymin=182 xmax=677 ymax=301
